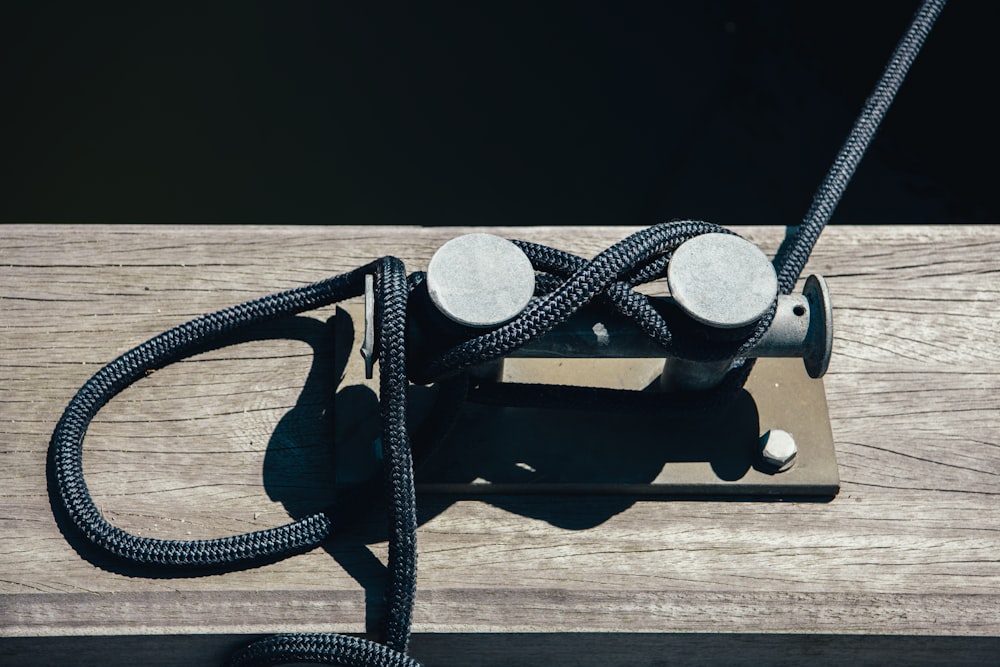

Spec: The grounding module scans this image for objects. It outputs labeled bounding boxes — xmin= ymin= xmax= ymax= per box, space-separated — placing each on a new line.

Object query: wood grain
xmin=1 ymin=225 xmax=998 ymax=665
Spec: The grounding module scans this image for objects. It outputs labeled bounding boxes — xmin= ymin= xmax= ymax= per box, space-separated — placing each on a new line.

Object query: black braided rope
xmin=775 ymin=0 xmax=947 ymax=294
xmin=414 ymin=222 xmax=775 ymax=413
xmin=48 ymin=3 xmax=945 ymax=665
xmin=50 ymin=258 xmax=419 ymax=666
xmin=50 ymin=264 xmax=374 ymax=567
xmin=226 ymin=634 xmax=421 ymax=667
xmin=515 ymin=232 xmax=777 ymax=361
xmin=374 ymin=258 xmax=418 ymax=654
xmin=418 ymin=221 xmax=766 ymax=383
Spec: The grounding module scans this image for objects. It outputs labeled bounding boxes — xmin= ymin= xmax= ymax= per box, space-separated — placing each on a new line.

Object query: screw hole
xmin=793 ymin=305 xmax=806 ymax=317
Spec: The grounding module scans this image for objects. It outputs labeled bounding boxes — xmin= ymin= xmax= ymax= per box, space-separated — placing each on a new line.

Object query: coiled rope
xmin=48 ymin=1 xmax=945 ymax=664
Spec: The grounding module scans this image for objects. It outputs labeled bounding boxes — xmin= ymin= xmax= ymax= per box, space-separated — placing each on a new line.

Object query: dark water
xmin=1 ymin=2 xmax=995 ymax=225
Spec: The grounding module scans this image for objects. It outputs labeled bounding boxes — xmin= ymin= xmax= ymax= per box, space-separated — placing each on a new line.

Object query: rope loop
xmin=49 ymin=257 xmax=420 ymax=663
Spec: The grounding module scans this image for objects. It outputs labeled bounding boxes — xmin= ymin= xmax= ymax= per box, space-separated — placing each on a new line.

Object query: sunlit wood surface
xmin=2 ymin=225 xmax=997 ymax=665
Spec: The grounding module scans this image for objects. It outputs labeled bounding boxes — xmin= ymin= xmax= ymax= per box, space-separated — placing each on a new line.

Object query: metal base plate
xmin=334 ymin=306 xmax=839 ymax=498
xmin=413 ymin=358 xmax=839 ymax=498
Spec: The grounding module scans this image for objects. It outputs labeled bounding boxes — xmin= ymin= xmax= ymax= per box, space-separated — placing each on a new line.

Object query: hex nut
xmin=760 ymin=429 xmax=797 ymax=472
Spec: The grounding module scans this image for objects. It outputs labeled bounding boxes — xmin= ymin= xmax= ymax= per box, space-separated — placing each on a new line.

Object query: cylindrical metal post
xmin=423 ymin=233 xmax=537 ymax=381
xmin=660 ymin=233 xmax=778 ymax=391
xmin=426 ymin=233 xmax=536 ymax=329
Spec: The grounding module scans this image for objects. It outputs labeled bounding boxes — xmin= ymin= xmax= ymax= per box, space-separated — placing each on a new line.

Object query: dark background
xmin=1 ymin=1 xmax=995 ymax=226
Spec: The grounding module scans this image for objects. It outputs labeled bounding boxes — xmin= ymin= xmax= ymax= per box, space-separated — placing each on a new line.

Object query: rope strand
xmin=775 ymin=0 xmax=947 ymax=294
xmin=47 ymin=3 xmax=946 ymax=664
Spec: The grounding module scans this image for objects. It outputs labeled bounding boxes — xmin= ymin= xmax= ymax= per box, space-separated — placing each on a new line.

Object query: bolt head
xmin=760 ymin=429 xmax=797 ymax=471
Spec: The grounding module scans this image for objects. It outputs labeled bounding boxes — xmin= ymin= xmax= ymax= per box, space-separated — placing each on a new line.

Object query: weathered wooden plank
xmin=5 ymin=588 xmax=999 ymax=636
xmin=1 ymin=224 xmax=998 ymax=664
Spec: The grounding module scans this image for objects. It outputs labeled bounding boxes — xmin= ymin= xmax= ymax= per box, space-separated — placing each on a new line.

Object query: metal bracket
xmin=341 ymin=299 xmax=838 ymax=498
xmin=347 ymin=232 xmax=840 ymax=499
xmin=360 ymin=274 xmax=376 ymax=380
xmin=413 ymin=357 xmax=839 ymax=498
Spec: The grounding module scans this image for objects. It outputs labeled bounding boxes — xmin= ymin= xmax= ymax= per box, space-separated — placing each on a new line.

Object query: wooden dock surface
xmin=2 ymin=224 xmax=998 ymax=665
